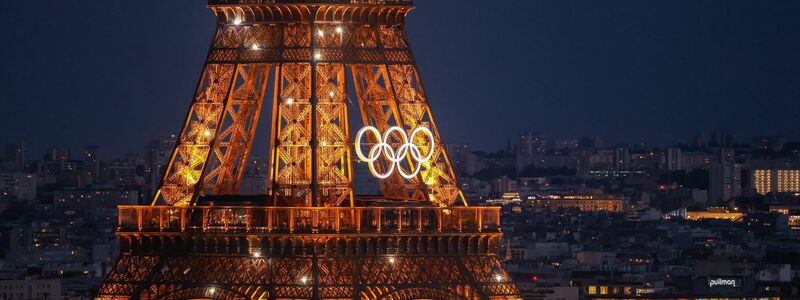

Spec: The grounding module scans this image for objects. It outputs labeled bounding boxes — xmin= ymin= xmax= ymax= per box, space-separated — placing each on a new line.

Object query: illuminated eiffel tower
xmin=96 ymin=1 xmax=519 ymax=299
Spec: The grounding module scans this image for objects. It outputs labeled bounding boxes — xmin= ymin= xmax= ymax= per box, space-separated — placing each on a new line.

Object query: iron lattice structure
xmin=96 ymin=206 xmax=519 ymax=299
xmin=152 ymin=0 xmax=465 ymax=208
xmin=97 ymin=0 xmax=519 ymax=299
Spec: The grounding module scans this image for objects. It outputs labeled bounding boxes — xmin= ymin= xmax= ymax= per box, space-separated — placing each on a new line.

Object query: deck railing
xmin=118 ymin=206 xmax=501 ymax=234
xmin=208 ymin=0 xmax=414 ymax=6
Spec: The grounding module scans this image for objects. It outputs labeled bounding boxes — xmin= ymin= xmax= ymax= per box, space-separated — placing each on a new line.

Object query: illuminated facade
xmin=752 ymin=169 xmax=800 ymax=195
xmin=585 ymin=285 xmax=669 ymax=298
xmin=684 ymin=211 xmax=745 ymax=222
xmin=528 ymin=195 xmax=623 ymax=213
xmin=95 ymin=0 xmax=519 ymax=299
xmin=753 ymin=169 xmax=772 ymax=195
xmin=789 ymin=215 xmax=800 ymax=230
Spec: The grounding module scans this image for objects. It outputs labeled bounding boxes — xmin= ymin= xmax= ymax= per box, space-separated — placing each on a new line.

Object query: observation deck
xmin=116 ymin=205 xmax=504 ymax=257
xmin=119 ymin=206 xmax=500 ymax=234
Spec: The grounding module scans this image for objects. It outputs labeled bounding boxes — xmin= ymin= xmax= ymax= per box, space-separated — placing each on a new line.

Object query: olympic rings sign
xmin=355 ymin=126 xmax=435 ymax=179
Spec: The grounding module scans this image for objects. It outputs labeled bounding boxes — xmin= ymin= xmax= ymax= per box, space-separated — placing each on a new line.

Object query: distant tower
xmin=710 ymin=148 xmax=741 ymax=203
xmin=96 ymin=0 xmax=519 ymax=299
xmin=46 ymin=146 xmax=70 ymax=161
xmin=143 ymin=135 xmax=178 ymax=199
xmin=665 ymin=147 xmax=683 ymax=171
xmin=83 ymin=146 xmax=100 ymax=184
xmin=613 ymin=147 xmax=629 ymax=171
xmin=516 ymin=132 xmax=544 ymax=172
xmin=4 ymin=143 xmax=25 ymax=171
xmin=447 ymin=143 xmax=474 ymax=176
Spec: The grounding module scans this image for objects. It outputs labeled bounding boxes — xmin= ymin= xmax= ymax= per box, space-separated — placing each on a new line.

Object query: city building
xmin=752 ymin=169 xmax=800 ymax=195
xmin=0 ymin=173 xmax=37 ymax=200
xmin=83 ymin=146 xmax=100 ymax=184
xmin=752 ymin=136 xmax=785 ymax=152
xmin=143 ymin=135 xmax=178 ymax=198
xmin=104 ymin=161 xmax=140 ymax=189
xmin=528 ymin=194 xmax=624 ymax=212
xmin=53 ymin=189 xmax=138 ymax=212
xmin=516 ymin=131 xmax=545 ymax=172
xmin=0 ymin=278 xmax=61 ymax=300
xmin=446 ymin=143 xmax=477 ymax=176
xmin=492 ymin=176 xmax=517 ymax=195
xmin=709 ymin=148 xmax=741 ymax=203
xmin=4 ymin=143 xmax=25 ymax=171
xmin=578 ymin=136 xmax=602 ymax=149
xmin=682 ymin=151 xmax=712 ymax=170
xmin=685 ymin=207 xmax=745 ymax=222
xmin=665 ymin=147 xmax=683 ymax=171
xmin=614 ymin=147 xmax=630 ymax=171
xmin=45 ymin=146 xmax=70 ymax=161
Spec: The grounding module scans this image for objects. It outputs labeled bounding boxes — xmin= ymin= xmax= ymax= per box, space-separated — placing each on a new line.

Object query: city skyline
xmin=0 ymin=129 xmax=781 ymax=163
xmin=2 ymin=1 xmax=800 ymax=156
xmin=2 ymin=1 xmax=800 ymax=298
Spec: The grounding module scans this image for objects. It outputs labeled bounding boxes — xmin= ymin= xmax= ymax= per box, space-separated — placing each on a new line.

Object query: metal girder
xmin=95 ymin=254 xmax=519 ymax=300
xmin=201 ymin=64 xmax=271 ymax=196
xmin=153 ymin=19 xmax=463 ymax=207
xmin=123 ymin=3 xmax=513 ymax=299
xmin=156 ymin=64 xmax=236 ymax=206
xmin=99 ymin=206 xmax=518 ymax=299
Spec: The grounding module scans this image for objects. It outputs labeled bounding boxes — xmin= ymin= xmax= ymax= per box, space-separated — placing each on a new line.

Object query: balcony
xmin=118 ymin=206 xmax=501 ymax=235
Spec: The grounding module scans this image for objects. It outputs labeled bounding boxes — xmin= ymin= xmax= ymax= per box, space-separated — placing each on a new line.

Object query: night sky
xmin=2 ymin=1 xmax=800 ymax=158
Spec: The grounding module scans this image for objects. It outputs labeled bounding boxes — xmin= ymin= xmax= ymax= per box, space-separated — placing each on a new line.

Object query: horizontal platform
xmin=118 ymin=205 xmax=502 ymax=235
xmin=96 ymin=254 xmax=521 ymax=300
xmin=207 ymin=47 xmax=414 ymax=64
xmin=209 ymin=0 xmax=414 ymax=6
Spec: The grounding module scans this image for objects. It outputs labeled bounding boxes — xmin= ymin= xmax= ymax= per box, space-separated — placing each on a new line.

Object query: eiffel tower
xmin=96 ymin=0 xmax=519 ymax=299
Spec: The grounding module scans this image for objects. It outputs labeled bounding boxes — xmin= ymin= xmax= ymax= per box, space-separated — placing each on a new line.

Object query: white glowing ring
xmin=355 ymin=126 xmax=435 ymax=179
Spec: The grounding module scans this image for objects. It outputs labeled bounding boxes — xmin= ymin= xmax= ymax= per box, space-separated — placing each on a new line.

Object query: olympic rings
xmin=354 ymin=126 xmax=435 ymax=179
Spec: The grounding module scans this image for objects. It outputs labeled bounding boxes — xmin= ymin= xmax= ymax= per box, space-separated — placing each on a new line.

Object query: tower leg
xmin=350 ymin=24 xmax=465 ymax=206
xmin=200 ymin=64 xmax=271 ymax=196
xmin=157 ymin=64 xmax=237 ymax=206
xmin=269 ymin=62 xmax=314 ymax=206
xmin=314 ymin=62 xmax=353 ymax=207
xmin=386 ymin=63 xmax=464 ymax=206
xmin=351 ymin=64 xmax=423 ymax=201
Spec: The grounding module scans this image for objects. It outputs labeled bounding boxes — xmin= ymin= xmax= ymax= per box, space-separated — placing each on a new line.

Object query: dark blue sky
xmin=2 ymin=1 xmax=799 ymax=158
